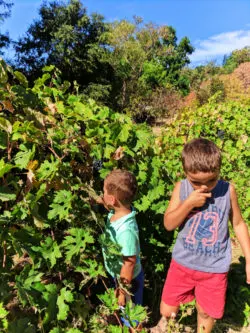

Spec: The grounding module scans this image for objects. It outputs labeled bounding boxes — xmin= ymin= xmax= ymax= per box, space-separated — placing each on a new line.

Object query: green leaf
xmin=0 ymin=159 xmax=14 ymax=177
xmin=49 ymin=329 xmax=62 ymax=333
xmin=76 ymin=260 xmax=106 ymax=287
xmin=76 ymin=259 xmax=106 ymax=279
xmin=124 ymin=301 xmax=148 ymax=327
xmin=48 ymin=190 xmax=74 ymax=221
xmin=74 ymin=102 xmax=93 ymax=119
xmin=147 ymin=182 xmax=165 ymax=202
xmin=61 ymin=228 xmax=94 ymax=263
xmin=99 ymin=168 xmax=111 ymax=179
xmin=118 ymin=124 xmax=130 ymax=142
xmin=108 ymin=326 xmax=129 ymax=333
xmin=134 ymin=195 xmax=151 ymax=212
xmin=0 ymin=117 xmax=12 ymax=134
xmin=42 ymin=65 xmax=55 ymax=72
xmin=15 ymin=266 xmax=44 ymax=307
xmin=37 ymin=159 xmax=59 ymax=181
xmin=34 ymin=73 xmax=51 ymax=87
xmin=0 ymin=186 xmax=16 ymax=202
xmin=67 ymin=95 xmax=79 ymax=105
xmin=49 ymin=329 xmax=61 ymax=333
xmin=32 ymin=237 xmax=62 ymax=268
xmin=246 ymin=188 xmax=250 ymax=202
xmin=35 ymin=183 xmax=47 ymax=202
xmin=0 ymin=131 xmax=7 ymax=149
xmin=104 ymin=144 xmax=114 ymax=159
xmin=0 ymin=59 xmax=8 ymax=84
xmin=0 ymin=303 xmax=8 ymax=329
xmin=14 ymin=71 xmax=29 ymax=88
xmin=97 ymin=106 xmax=109 ymax=119
xmin=43 ymin=284 xmax=58 ymax=324
xmin=98 ymin=290 xmax=119 ymax=312
xmin=14 ymin=144 xmax=35 ymax=169
xmin=57 ymin=287 xmax=74 ymax=321
xmin=134 ymin=128 xmax=152 ymax=151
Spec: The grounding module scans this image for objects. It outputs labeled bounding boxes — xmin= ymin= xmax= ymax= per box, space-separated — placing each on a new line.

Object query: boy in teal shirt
xmin=99 ymin=169 xmax=143 ymax=306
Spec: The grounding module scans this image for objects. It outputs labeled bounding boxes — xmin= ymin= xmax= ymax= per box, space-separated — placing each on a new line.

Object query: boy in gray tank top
xmin=151 ymin=138 xmax=250 ymax=333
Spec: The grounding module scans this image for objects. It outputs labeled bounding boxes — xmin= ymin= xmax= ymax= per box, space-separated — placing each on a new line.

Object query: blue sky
xmin=1 ymin=0 xmax=250 ymax=65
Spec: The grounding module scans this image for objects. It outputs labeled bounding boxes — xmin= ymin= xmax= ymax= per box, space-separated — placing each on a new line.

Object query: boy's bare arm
xmin=230 ymin=184 xmax=250 ymax=284
xmin=120 ymin=255 xmax=136 ymax=283
xmin=117 ymin=255 xmax=136 ymax=306
xmin=164 ymin=182 xmax=212 ymax=231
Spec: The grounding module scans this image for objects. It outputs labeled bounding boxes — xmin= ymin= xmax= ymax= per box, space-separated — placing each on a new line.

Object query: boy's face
xmin=103 ymin=181 xmax=116 ymax=208
xmin=186 ymin=171 xmax=219 ymax=192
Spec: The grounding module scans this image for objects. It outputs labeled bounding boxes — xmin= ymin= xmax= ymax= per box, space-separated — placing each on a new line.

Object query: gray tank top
xmin=172 ymin=179 xmax=231 ymax=273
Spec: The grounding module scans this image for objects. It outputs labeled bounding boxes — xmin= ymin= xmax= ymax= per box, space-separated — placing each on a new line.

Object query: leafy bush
xmin=0 ymin=60 xmax=172 ymax=331
xmin=0 ymin=59 xmax=249 ymax=331
xmin=159 ymin=100 xmax=250 ymax=224
xmin=196 ymin=77 xmax=225 ymax=106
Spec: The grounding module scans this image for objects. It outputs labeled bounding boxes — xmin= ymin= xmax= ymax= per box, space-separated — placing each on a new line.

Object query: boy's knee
xmin=196 ymin=304 xmax=211 ymax=320
xmin=160 ymin=301 xmax=178 ymax=318
xmin=160 ymin=310 xmax=177 ymax=318
xmin=198 ymin=310 xmax=210 ymax=320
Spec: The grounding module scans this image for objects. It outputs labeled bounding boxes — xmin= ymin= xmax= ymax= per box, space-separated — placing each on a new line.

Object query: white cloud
xmin=190 ymin=30 xmax=250 ymax=63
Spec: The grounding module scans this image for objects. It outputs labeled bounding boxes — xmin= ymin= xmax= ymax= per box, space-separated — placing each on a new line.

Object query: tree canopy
xmin=14 ymin=1 xmax=194 ymax=119
xmin=14 ymin=0 xmax=110 ymax=89
xmin=223 ymin=47 xmax=250 ymax=73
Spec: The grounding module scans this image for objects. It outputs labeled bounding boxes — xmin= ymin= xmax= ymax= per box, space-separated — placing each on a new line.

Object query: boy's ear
xmin=109 ymin=194 xmax=116 ymax=206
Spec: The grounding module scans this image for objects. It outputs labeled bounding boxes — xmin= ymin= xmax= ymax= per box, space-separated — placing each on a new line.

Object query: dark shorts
xmin=161 ymin=260 xmax=228 ymax=319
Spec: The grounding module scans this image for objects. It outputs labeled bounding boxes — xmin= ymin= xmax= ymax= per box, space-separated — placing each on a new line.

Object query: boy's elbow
xmin=123 ymin=255 xmax=136 ymax=266
xmin=164 ymin=216 xmax=174 ymax=231
xmin=233 ymin=218 xmax=247 ymax=231
xmin=165 ymin=224 xmax=175 ymax=231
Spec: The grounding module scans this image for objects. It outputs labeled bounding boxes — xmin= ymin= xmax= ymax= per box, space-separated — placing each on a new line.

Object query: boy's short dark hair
xmin=182 ymin=138 xmax=221 ymax=173
xmin=105 ymin=169 xmax=137 ymax=205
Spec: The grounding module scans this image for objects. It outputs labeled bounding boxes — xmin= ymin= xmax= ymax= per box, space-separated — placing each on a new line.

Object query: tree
xmin=0 ymin=0 xmax=13 ymax=54
xmin=101 ymin=19 xmax=194 ymax=116
xmin=223 ymin=47 xmax=250 ymax=73
xmin=14 ymin=0 xmax=111 ymax=96
xmin=181 ymin=61 xmax=222 ymax=92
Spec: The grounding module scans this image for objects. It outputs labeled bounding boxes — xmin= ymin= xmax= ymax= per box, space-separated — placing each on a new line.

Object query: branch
xmin=3 ymin=240 xmax=7 ymax=268
xmin=100 ymin=277 xmax=123 ymax=328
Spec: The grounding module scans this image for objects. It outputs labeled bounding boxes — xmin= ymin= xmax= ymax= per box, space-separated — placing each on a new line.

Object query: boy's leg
xmin=151 ymin=260 xmax=195 ymax=332
xmin=150 ymin=301 xmax=179 ymax=332
xmin=196 ymin=302 xmax=215 ymax=333
xmin=131 ymin=269 xmax=144 ymax=305
xmin=195 ymin=271 xmax=227 ymax=333
xmin=118 ymin=270 xmax=144 ymax=329
xmin=160 ymin=300 xmax=179 ymax=318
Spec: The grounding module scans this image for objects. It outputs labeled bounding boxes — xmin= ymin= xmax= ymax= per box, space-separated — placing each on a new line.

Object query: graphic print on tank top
xmin=182 ymin=204 xmax=222 ymax=256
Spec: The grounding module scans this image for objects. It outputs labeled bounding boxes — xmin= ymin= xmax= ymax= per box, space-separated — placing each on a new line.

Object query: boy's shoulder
xmin=118 ymin=212 xmax=138 ymax=233
xmin=108 ymin=209 xmax=137 ymax=228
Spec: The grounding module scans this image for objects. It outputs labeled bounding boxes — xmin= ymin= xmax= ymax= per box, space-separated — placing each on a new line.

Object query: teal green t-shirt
xmin=102 ymin=208 xmax=141 ymax=278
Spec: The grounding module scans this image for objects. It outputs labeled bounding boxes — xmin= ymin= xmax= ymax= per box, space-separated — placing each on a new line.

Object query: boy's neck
xmin=110 ymin=205 xmax=132 ymax=222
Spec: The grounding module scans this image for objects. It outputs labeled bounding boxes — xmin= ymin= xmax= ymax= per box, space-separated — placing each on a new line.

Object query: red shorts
xmin=161 ymin=259 xmax=228 ymax=319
